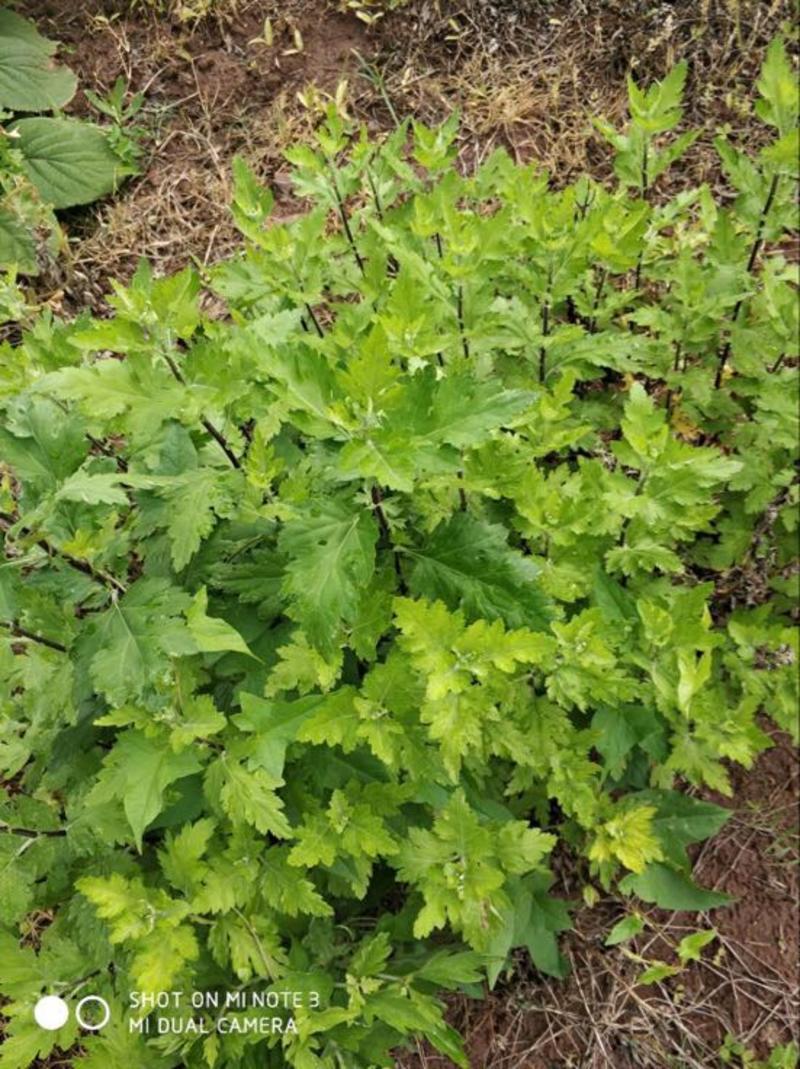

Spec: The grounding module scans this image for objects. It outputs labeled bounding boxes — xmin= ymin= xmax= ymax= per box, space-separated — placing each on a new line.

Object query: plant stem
xmin=326 ymin=162 xmax=365 ymax=275
xmin=86 ymin=433 xmax=128 ymax=472
xmin=633 ymin=251 xmax=644 ymax=293
xmin=233 ymin=908 xmax=277 ymax=980
xmin=433 ymin=233 xmax=470 ymax=357
xmin=617 ymin=469 xmax=649 ymax=547
xmin=370 ymin=485 xmax=407 ymax=593
xmin=0 ymin=620 xmax=67 ymax=653
xmin=457 ymin=285 xmax=469 ymax=359
xmin=589 ymin=268 xmax=607 ymax=333
xmin=538 ymin=274 xmax=552 ymax=383
xmin=714 ymin=173 xmax=780 ymax=389
xmin=0 ymin=818 xmax=68 ymax=838
xmin=304 ymin=303 xmax=325 ymax=338
xmin=672 ymin=341 xmax=683 ymax=373
xmin=665 ymin=341 xmax=683 ymax=415
xmin=365 ymin=167 xmax=384 ymax=221
xmin=0 ymin=511 xmax=127 ymax=594
xmin=162 ymin=351 xmax=242 ymax=468
xmin=632 ymin=141 xmax=650 ymax=293
xmin=741 ymin=481 xmax=796 ymax=566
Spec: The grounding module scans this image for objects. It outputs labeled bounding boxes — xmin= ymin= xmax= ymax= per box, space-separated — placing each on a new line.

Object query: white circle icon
xmin=34 ymin=995 xmax=69 ymax=1031
xmin=75 ymin=995 xmax=111 ymax=1031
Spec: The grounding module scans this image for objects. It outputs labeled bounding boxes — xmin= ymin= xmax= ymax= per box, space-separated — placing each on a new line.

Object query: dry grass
xmin=397 ymin=922 xmax=798 ymax=1069
xmin=371 ymin=0 xmax=793 ymax=182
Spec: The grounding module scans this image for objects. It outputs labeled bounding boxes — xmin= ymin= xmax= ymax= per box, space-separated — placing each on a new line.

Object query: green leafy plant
xmin=85 ymin=77 xmax=147 ymax=175
xmin=0 ymin=6 xmax=137 ymax=276
xmin=341 ymin=0 xmax=411 ymax=27
xmin=0 ymin=39 xmax=797 ymax=1069
xmin=720 ymin=1036 xmax=799 ymax=1069
xmin=606 ymin=917 xmax=718 ymax=985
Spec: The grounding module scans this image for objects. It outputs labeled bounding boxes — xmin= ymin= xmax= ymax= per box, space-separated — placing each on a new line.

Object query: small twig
xmin=714 ymin=174 xmax=780 ymax=389
xmin=1 ymin=511 xmax=127 ymax=594
xmin=0 ymin=620 xmax=67 ymax=653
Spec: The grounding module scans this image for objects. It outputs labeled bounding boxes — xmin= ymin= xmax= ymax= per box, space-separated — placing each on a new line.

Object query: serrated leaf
xmin=0 ymin=9 xmax=77 ymax=112
xmin=206 ymin=756 xmax=291 ymax=838
xmin=186 ymin=586 xmax=258 ymax=659
xmin=12 ymin=118 xmax=121 ymax=209
xmin=81 ymin=578 xmax=192 ymax=705
xmin=91 ymin=730 xmax=202 ymax=849
xmin=279 ymin=497 xmax=378 ymax=655
xmin=0 ymin=208 xmax=39 ymax=274
xmin=408 ymin=513 xmax=550 ymax=630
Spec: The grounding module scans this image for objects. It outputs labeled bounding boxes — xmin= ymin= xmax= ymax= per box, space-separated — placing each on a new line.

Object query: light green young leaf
xmin=90 ymin=730 xmax=202 ymax=849
xmin=186 ymin=586 xmax=258 ymax=659
xmin=677 ymin=928 xmax=716 ymax=965
xmin=605 ymin=913 xmax=645 ymax=946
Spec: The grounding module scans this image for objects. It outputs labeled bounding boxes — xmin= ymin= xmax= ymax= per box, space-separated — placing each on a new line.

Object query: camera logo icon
xmin=34 ymin=994 xmax=111 ymax=1032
